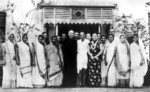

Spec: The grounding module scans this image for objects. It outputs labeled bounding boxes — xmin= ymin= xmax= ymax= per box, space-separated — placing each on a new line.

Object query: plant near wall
xmin=114 ymin=13 xmax=149 ymax=43
xmin=5 ymin=0 xmax=42 ymax=42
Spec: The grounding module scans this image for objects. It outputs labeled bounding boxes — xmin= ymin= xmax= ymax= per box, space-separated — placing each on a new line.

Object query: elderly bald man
xmin=77 ymin=32 xmax=89 ymax=87
xmin=62 ymin=30 xmax=78 ymax=87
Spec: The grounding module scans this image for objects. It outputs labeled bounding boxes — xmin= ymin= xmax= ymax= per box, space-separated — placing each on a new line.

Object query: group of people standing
xmin=0 ymin=29 xmax=148 ymax=88
xmin=0 ymin=31 xmax=64 ymax=88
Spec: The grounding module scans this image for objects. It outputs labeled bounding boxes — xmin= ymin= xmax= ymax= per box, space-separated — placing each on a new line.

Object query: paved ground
xmin=0 ymin=87 xmax=150 ymax=92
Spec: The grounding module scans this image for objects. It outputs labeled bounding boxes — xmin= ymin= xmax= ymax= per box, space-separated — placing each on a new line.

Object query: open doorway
xmin=45 ymin=23 xmax=111 ymax=38
xmin=58 ymin=24 xmax=99 ymax=36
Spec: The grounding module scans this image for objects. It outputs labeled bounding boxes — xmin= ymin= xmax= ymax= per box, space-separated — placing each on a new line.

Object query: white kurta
xmin=130 ymin=42 xmax=147 ymax=87
xmin=77 ymin=39 xmax=89 ymax=73
xmin=32 ymin=41 xmax=46 ymax=87
xmin=17 ymin=42 xmax=33 ymax=88
xmin=106 ymin=42 xmax=117 ymax=87
xmin=2 ymin=40 xmax=17 ymax=88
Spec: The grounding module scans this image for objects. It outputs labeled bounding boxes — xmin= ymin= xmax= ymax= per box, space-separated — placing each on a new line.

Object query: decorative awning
xmin=43 ymin=19 xmax=113 ymax=24
xmin=42 ymin=5 xmax=116 ymax=24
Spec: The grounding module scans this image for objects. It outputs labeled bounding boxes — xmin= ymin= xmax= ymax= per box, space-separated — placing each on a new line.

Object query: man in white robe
xmin=77 ymin=32 xmax=89 ymax=87
xmin=130 ymin=34 xmax=147 ymax=88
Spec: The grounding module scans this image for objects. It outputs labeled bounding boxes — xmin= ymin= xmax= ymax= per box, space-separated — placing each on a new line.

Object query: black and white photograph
xmin=0 ymin=0 xmax=150 ymax=92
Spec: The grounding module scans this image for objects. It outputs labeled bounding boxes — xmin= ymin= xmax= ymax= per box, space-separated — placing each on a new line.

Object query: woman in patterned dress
xmin=88 ymin=33 xmax=104 ymax=87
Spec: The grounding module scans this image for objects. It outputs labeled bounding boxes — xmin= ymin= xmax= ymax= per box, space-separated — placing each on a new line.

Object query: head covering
xmin=7 ymin=28 xmax=16 ymax=41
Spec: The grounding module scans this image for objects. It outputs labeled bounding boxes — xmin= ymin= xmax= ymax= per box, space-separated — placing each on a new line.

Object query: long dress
xmin=115 ymin=42 xmax=130 ymax=87
xmin=32 ymin=40 xmax=46 ymax=87
xmin=46 ymin=43 xmax=63 ymax=86
xmin=105 ymin=41 xmax=117 ymax=87
xmin=130 ymin=42 xmax=147 ymax=87
xmin=2 ymin=40 xmax=17 ymax=88
xmin=62 ymin=38 xmax=77 ymax=87
xmin=88 ymin=40 xmax=101 ymax=87
xmin=17 ymin=41 xmax=33 ymax=88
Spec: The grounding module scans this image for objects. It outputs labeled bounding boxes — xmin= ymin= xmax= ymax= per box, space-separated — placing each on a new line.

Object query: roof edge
xmin=39 ymin=3 xmax=117 ymax=9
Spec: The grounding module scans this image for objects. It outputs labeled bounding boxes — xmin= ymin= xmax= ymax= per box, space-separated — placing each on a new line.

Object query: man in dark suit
xmin=62 ymin=30 xmax=77 ymax=87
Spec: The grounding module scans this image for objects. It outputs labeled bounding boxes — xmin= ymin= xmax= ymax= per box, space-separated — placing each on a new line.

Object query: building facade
xmin=39 ymin=1 xmax=116 ymax=38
